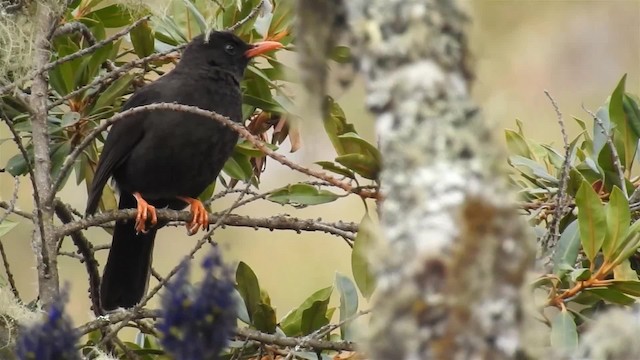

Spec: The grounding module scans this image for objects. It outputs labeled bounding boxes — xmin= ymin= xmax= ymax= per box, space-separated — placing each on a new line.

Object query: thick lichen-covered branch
xmin=346 ymin=0 xmax=535 ymax=358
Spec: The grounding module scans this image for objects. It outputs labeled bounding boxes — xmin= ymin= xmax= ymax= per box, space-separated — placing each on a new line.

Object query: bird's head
xmin=180 ymin=31 xmax=283 ymax=78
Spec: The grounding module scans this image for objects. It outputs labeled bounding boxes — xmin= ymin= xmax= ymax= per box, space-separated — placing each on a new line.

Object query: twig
xmin=76 ymin=308 xmax=356 ymax=352
xmin=50 ymin=103 xmax=378 ymax=204
xmin=0 ymin=240 xmax=20 ymax=300
xmin=541 ymin=90 xmax=571 ymax=252
xmin=57 ymin=210 xmax=358 ymax=240
xmin=237 ymin=327 xmax=355 ymax=352
xmin=0 ymin=176 xmax=20 ymax=224
xmin=227 ymin=0 xmax=266 ymax=32
xmin=92 ymin=185 xmax=254 ymax=352
xmin=583 ymin=104 xmax=628 ymax=195
xmin=53 ymin=200 xmax=102 ymax=316
xmin=52 ymin=21 xmax=116 ymax=72
xmin=629 ymin=187 xmax=640 ymax=204
xmin=0 ymin=110 xmax=38 ymax=209
xmin=46 ymin=44 xmax=186 ymax=110
xmin=314 ymin=309 xmax=371 ymax=339
xmin=53 ymin=21 xmax=97 ymax=45
xmin=0 ymin=201 xmax=32 ymax=219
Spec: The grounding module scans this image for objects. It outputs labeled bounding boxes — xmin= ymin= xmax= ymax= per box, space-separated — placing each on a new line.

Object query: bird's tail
xmin=100 ymin=192 xmax=157 ymax=311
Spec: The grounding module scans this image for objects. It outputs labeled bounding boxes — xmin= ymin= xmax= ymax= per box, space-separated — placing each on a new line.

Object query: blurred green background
xmin=0 ymin=0 xmax=639 ymax=329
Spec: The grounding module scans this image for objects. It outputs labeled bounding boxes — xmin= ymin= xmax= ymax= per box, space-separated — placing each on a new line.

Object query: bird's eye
xmin=224 ymin=44 xmax=236 ymax=55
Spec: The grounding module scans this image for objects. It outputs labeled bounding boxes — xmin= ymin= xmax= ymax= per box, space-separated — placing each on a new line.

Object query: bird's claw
xmin=133 ymin=192 xmax=157 ymax=234
xmin=178 ymin=197 xmax=209 ymax=235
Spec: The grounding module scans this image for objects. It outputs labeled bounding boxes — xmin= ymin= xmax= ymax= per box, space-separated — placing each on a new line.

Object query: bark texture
xmin=346 ymin=1 xmax=535 ymax=358
xmin=30 ymin=2 xmax=61 ymax=307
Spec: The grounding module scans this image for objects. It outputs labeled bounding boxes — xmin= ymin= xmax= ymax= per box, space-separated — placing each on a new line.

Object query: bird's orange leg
xmin=133 ymin=192 xmax=157 ymax=234
xmin=178 ymin=196 xmax=209 ymax=235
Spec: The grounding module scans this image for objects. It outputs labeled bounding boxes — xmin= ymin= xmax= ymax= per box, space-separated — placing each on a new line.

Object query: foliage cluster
xmin=0 ymin=0 xmax=379 ymax=359
xmin=509 ymin=74 xmax=640 ymax=353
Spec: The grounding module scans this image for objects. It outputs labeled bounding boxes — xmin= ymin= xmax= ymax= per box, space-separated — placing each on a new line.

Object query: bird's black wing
xmin=85 ymin=86 xmax=161 ymax=215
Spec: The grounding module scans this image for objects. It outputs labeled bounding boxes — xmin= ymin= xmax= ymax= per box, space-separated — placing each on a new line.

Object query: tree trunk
xmin=346 ymin=1 xmax=535 ymax=358
xmin=30 ymin=2 xmax=61 ymax=307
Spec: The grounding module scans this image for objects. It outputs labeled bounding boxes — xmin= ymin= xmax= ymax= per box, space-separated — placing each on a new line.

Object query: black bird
xmin=86 ymin=31 xmax=281 ymax=311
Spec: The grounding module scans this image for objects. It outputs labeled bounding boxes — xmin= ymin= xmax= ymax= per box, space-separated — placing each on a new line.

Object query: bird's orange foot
xmin=178 ymin=196 xmax=209 ymax=235
xmin=133 ymin=192 xmax=157 ymax=234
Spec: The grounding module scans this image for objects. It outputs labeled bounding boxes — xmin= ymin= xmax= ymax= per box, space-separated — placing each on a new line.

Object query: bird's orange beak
xmin=245 ymin=41 xmax=283 ymax=58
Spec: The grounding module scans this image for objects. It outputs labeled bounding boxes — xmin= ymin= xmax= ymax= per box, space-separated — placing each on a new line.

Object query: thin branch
xmin=57 ymin=209 xmax=357 ymax=240
xmin=583 ymin=104 xmax=628 ymax=195
xmin=92 ymin=185 xmax=254 ymax=352
xmin=0 ymin=110 xmax=38 ymax=208
xmin=53 ymin=200 xmax=102 ymax=316
xmin=0 ymin=239 xmax=20 ymax=300
xmin=46 ymin=44 xmax=186 ymax=110
xmin=227 ymin=0 xmax=266 ymax=32
xmin=77 ymin=308 xmax=356 ymax=352
xmin=0 ymin=200 xmax=32 ymax=219
xmin=53 ymin=21 xmax=98 ymax=45
xmin=0 ymin=175 xmax=19 ymax=224
xmin=52 ymin=21 xmax=116 ymax=72
xmin=541 ymin=90 xmax=571 ymax=252
xmin=236 ymin=327 xmax=355 ymax=352
xmin=50 ymin=103 xmax=378 ymax=204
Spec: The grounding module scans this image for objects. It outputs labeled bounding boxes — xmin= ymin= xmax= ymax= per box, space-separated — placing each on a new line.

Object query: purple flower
xmin=157 ymin=247 xmax=236 ymax=360
xmin=16 ymin=291 xmax=80 ymax=360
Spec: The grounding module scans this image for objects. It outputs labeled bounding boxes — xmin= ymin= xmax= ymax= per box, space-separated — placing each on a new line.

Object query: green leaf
xmin=553 ymin=219 xmax=581 ymax=275
xmin=234 ymin=141 xmax=277 ymax=157
xmin=90 ymin=5 xmax=134 ymax=28
xmin=301 ymin=300 xmax=331 ymax=335
xmin=550 ymin=309 xmax=578 ymax=353
xmin=585 ymin=287 xmax=635 ymax=305
xmin=315 ymin=161 xmax=356 ymax=180
xmin=610 ymin=280 xmax=640 ymax=296
xmin=323 ymin=97 xmax=356 ymax=155
xmin=49 ymin=41 xmax=81 ymax=95
xmin=236 ymin=262 xmax=261 ymax=323
xmin=509 ymin=155 xmax=557 ymax=183
xmin=624 ymin=93 xmax=640 ymax=139
xmin=575 ymin=179 xmax=606 ymax=262
xmin=91 ymin=74 xmax=135 ymax=114
xmin=603 ymin=186 xmax=630 ymax=260
xmin=505 ymin=129 xmax=532 ymax=158
xmin=335 ymin=154 xmax=378 ymax=180
xmin=613 ymin=259 xmax=637 ymax=280
xmin=50 ymin=142 xmax=72 ymax=187
xmin=268 ymin=0 xmax=294 ymax=37
xmin=223 ymin=151 xmax=253 ymax=181
xmin=352 ymin=214 xmax=377 ymax=299
xmin=268 ymin=183 xmax=340 ymax=207
xmin=6 ymin=152 xmax=30 ymax=176
xmin=130 ymin=20 xmax=155 ymax=58
xmin=182 ymin=0 xmax=208 ymax=33
xmin=609 ymin=74 xmax=637 ymax=172
xmin=330 ymin=46 xmax=351 ymax=64
xmin=252 ymin=302 xmax=277 ymax=334
xmin=243 ymin=93 xmax=286 ymax=113
xmin=610 ymin=219 xmax=640 ymax=265
xmin=335 ymin=273 xmax=358 ymax=340
xmin=570 ymin=268 xmax=591 ymax=282
xmin=61 ymin=112 xmax=81 ymax=127
xmin=279 ymin=286 xmax=333 ymax=337
xmin=0 ymin=220 xmax=18 ymax=238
